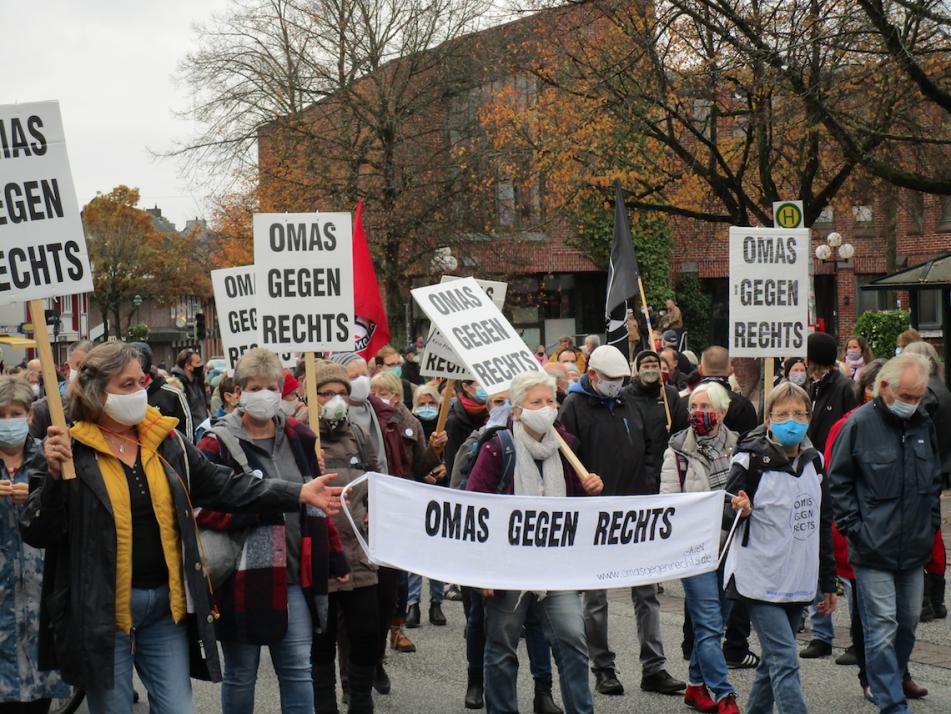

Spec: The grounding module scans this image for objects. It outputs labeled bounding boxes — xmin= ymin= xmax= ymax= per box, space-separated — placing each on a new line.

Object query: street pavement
xmin=80 ymin=494 xmax=951 ymax=713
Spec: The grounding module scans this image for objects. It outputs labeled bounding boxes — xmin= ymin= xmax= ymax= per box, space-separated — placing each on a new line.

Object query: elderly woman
xmin=195 ymin=348 xmax=350 ymax=714
xmin=660 ymin=382 xmax=739 ymax=714
xmin=467 ymin=371 xmax=603 ymax=714
xmin=726 ymin=382 xmax=837 ymax=714
xmin=19 ymin=342 xmax=339 ymax=714
xmin=0 ymin=376 xmax=70 ymax=714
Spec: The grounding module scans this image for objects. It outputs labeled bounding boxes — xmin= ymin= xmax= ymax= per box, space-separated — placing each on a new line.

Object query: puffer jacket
xmin=829 ymin=397 xmax=942 ymax=571
xmin=18 ymin=407 xmax=302 ymax=690
xmin=319 ymin=419 xmax=384 ymax=592
xmin=660 ymin=425 xmax=739 ymax=495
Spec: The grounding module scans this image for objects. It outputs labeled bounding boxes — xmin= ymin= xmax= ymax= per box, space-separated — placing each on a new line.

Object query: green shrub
xmin=854 ymin=310 xmax=910 ymax=358
xmin=675 ymin=274 xmax=712 ymax=353
xmin=127 ymin=323 xmax=150 ymax=341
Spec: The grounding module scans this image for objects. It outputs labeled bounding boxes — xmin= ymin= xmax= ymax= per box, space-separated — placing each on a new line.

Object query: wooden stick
xmin=432 ymin=378 xmax=455 ymax=455
xmin=636 ymin=277 xmax=672 ymax=431
xmin=555 ymin=431 xmax=590 ymax=481
xmin=659 ymin=382 xmax=673 ymax=432
xmin=28 ymin=300 xmax=75 ymax=480
xmin=764 ymin=357 xmax=775 ymax=400
xmin=304 ymin=352 xmax=321 ymax=453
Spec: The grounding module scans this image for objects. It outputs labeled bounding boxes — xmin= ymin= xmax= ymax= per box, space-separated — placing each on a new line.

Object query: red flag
xmin=352 ymin=201 xmax=390 ymax=359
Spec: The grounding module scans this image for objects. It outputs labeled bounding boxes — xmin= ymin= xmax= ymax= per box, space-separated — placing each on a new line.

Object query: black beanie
xmin=634 ymin=350 xmax=661 ymax=371
xmin=131 ymin=341 xmax=153 ymax=374
xmin=807 ymin=332 xmax=837 ymax=366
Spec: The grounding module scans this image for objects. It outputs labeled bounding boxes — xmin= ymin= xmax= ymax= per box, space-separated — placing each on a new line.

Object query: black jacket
xmin=559 ymin=375 xmax=654 ymax=495
xmin=921 ymin=374 xmax=951 ymax=477
xmin=444 ymin=397 xmax=486 ymax=477
xmin=808 ymin=369 xmax=858 ymax=453
xmin=19 ymin=426 xmax=301 ymax=690
xmin=147 ymin=370 xmax=193 ymax=439
xmin=623 ymin=379 xmax=688 ymax=487
xmin=171 ymin=366 xmax=209 ymax=425
xmin=698 ymin=376 xmax=759 ymax=436
xmin=829 ymin=398 xmax=942 ymax=572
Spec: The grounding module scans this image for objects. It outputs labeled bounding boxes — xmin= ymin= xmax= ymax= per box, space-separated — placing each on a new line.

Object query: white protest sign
xmin=0 ymin=101 xmax=92 ymax=303
xmin=346 ymin=474 xmax=722 ymax=590
xmin=729 ymin=227 xmax=810 ymax=358
xmin=253 ymin=212 xmax=353 ymax=352
xmin=210 ymin=265 xmax=295 ymax=370
xmin=412 ymin=277 xmax=538 ymax=393
xmin=420 ymin=276 xmax=508 ymax=380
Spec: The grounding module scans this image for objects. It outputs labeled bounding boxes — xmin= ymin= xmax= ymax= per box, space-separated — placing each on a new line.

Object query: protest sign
xmin=412 ymin=277 xmax=538 ymax=393
xmin=211 ymin=265 xmax=295 ymax=369
xmin=729 ymin=227 xmax=810 ymax=358
xmin=0 ymin=101 xmax=92 ymax=304
xmin=344 ymin=474 xmax=722 ymax=591
xmin=253 ymin=212 xmax=353 ymax=352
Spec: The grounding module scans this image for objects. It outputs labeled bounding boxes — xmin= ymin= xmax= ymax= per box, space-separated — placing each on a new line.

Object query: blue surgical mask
xmin=0 ymin=418 xmax=29 ymax=447
xmin=887 ymin=398 xmax=919 ymax=420
xmin=413 ymin=405 xmax=439 ymax=421
xmin=769 ymin=419 xmax=808 ymax=447
xmin=474 ymin=386 xmax=488 ymax=404
xmin=388 ymin=365 xmax=402 ymax=379
xmin=895 ymin=346 xmax=902 ymax=356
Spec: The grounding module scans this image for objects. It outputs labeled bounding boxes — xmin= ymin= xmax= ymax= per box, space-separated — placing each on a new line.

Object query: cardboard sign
xmin=420 ymin=276 xmax=507 ymax=380
xmin=412 ymin=277 xmax=538 ymax=394
xmin=0 ymin=101 xmax=92 ymax=303
xmin=211 ymin=265 xmax=294 ymax=370
xmin=729 ymin=227 xmax=810 ymax=358
xmin=253 ymin=212 xmax=353 ymax=352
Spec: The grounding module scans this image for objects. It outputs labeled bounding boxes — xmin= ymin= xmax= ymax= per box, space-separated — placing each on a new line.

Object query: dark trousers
xmin=0 ymin=701 xmax=52 ymax=714
xmin=313 ymin=586 xmax=380 ymax=668
xmin=377 ymin=566 xmax=403 ymax=661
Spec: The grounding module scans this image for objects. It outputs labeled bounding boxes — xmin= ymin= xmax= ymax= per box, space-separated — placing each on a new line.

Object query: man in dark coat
xmin=807 ymin=332 xmax=859 ymax=454
xmin=696 ymin=346 xmax=759 ymax=436
xmin=171 ymin=348 xmax=210 ymax=425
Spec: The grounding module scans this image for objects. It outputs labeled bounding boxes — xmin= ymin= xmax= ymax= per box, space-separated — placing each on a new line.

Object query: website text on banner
xmin=210 ymin=265 xmax=294 ymax=370
xmin=253 ymin=212 xmax=354 ymax=352
xmin=346 ymin=474 xmax=723 ymax=591
xmin=729 ymin=226 xmax=810 ymax=358
xmin=412 ymin=276 xmax=539 ymax=394
xmin=420 ymin=276 xmax=508 ymax=380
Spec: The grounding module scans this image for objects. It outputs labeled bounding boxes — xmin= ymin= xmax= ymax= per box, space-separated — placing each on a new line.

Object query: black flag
xmin=605 ymin=181 xmax=639 ymax=361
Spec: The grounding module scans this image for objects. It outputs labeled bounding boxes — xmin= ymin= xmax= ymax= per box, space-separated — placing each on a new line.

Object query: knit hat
xmin=807 ymin=332 xmax=837 ymax=366
xmin=313 ymin=360 xmax=351 ymax=394
xmin=282 ymin=372 xmax=300 ymax=398
xmin=633 ymin=350 xmax=661 ymax=372
xmin=329 ymin=352 xmax=362 ymax=367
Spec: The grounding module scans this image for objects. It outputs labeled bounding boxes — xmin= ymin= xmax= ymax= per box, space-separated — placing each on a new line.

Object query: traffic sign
xmin=772 ymin=200 xmax=804 ymax=229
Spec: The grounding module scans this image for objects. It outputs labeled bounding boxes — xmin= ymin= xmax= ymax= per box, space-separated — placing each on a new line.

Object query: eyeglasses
xmin=771 ymin=411 xmax=809 ymax=421
xmin=317 ymin=390 xmax=348 ymax=399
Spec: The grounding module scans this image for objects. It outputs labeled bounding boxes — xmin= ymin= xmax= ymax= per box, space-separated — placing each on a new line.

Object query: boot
xmin=406 ymin=602 xmax=421 ymax=628
xmin=930 ymin=572 xmax=947 ymax=618
xmin=533 ymin=675 xmax=563 ymax=714
xmin=313 ymin=663 xmax=340 ymax=714
xmin=389 ymin=620 xmax=416 ymax=652
xmin=347 ymin=662 xmax=375 ymax=714
xmin=920 ymin=578 xmax=935 ymax=623
xmin=373 ymin=661 xmax=390 ymax=695
xmin=465 ymin=669 xmax=484 ymax=709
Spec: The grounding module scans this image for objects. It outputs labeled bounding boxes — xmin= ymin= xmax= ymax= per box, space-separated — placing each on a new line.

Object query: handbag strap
xmin=206 ymin=425 xmax=253 ymax=474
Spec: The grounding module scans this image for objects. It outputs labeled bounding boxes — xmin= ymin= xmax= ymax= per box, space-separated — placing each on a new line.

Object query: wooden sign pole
xmin=304 ymin=352 xmax=321 ymax=453
xmin=764 ymin=357 xmax=775 ymax=400
xmin=432 ymin=378 xmax=455 ymax=455
xmin=554 ymin=431 xmax=590 ymax=480
xmin=28 ymin=300 xmax=75 ymax=479
xmin=637 ymin=278 xmax=672 ymax=431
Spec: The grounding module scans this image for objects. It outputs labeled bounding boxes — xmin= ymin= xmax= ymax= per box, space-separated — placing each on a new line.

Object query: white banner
xmin=345 ymin=474 xmax=723 ymax=591
xmin=210 ymin=265 xmax=294 ymax=370
xmin=420 ymin=276 xmax=508 ymax=380
xmin=412 ymin=277 xmax=538 ymax=394
xmin=0 ymin=101 xmax=92 ymax=303
xmin=253 ymin=212 xmax=354 ymax=352
xmin=729 ymin=227 xmax=810 ymax=358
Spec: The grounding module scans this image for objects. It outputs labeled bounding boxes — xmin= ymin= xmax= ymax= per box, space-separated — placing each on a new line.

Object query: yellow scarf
xmin=71 ymin=406 xmax=187 ymax=633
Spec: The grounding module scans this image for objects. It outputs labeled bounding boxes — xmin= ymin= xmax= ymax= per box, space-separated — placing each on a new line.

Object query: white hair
xmin=689 ymin=381 xmax=731 ymax=413
xmin=874 ymin=353 xmax=930 ymax=397
xmin=510 ymin=370 xmax=557 ymax=408
xmin=585 ymin=334 xmax=601 ymax=348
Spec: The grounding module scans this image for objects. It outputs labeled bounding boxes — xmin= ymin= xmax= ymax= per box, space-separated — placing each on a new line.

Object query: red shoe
xmin=718 ymin=693 xmax=741 ymax=714
xmin=684 ymin=684 xmax=717 ymax=713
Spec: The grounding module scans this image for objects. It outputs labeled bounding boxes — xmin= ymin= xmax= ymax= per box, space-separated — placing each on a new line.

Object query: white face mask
xmin=322 ymin=394 xmax=349 ymax=423
xmin=31 ymin=383 xmax=41 ymax=397
xmin=103 ymin=389 xmax=149 ymax=426
xmin=596 ymin=376 xmax=623 ymax=398
xmin=279 ymin=399 xmax=299 ymax=417
xmin=789 ymin=371 xmax=807 ymax=386
xmin=69 ymin=368 xmax=79 ymax=382
xmin=519 ymin=405 xmax=558 ymax=434
xmin=241 ymin=389 xmax=281 ymax=421
xmin=349 ymin=375 xmax=371 ymax=403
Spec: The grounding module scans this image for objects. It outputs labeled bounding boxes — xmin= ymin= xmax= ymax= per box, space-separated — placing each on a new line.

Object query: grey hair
xmin=0 ymin=375 xmax=34 ymax=410
xmin=874 ymin=353 xmax=931 ymax=397
xmin=689 ymin=381 xmax=731 ymax=413
xmin=234 ymin=348 xmax=284 ymax=389
xmin=67 ymin=342 xmax=142 ymax=423
xmin=764 ymin=381 xmax=812 ymax=418
xmin=585 ymin=334 xmax=601 ymax=348
xmin=902 ymin=341 xmax=942 ymax=378
xmin=510 ymin=370 xmax=557 ymax=408
xmin=67 ymin=339 xmax=94 ymax=359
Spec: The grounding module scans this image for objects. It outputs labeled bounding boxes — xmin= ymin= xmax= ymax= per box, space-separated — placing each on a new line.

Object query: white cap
xmin=587 ymin=345 xmax=630 ymax=378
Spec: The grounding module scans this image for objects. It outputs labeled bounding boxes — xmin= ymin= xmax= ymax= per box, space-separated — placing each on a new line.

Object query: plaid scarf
xmin=693 ymin=428 xmax=734 ymax=491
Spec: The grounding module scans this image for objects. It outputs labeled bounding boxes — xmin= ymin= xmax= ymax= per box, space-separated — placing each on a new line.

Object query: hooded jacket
xmin=171 ymin=365 xmax=209 ymax=425
xmin=445 ymin=396 xmax=487 ymax=477
xmin=808 ymin=368 xmax=858 ymax=452
xmin=558 ymin=375 xmax=654 ymax=495
xmin=147 ymin=369 xmax=193 ymax=439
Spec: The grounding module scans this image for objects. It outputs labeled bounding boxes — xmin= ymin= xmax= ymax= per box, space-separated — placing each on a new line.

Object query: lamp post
xmin=814 ymin=232 xmax=854 ymax=332
xmin=132 ymin=294 xmax=143 ymax=320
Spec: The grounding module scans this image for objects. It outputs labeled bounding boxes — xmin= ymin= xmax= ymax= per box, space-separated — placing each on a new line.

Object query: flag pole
xmin=304 ymin=352 xmax=321 ymax=455
xmin=637 ymin=278 xmax=672 ymax=431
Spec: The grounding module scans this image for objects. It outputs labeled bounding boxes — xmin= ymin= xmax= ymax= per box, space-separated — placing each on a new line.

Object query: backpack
xmin=450 ymin=424 xmax=517 ymax=494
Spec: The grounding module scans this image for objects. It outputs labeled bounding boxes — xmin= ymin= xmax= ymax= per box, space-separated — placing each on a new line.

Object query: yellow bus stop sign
xmin=773 ymin=201 xmax=804 ymax=229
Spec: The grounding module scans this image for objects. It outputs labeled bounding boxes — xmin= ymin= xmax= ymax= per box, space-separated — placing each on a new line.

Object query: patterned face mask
xmin=689 ymin=410 xmax=718 ymax=437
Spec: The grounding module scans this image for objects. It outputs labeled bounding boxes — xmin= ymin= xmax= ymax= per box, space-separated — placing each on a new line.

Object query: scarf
xmin=512 ymin=421 xmax=565 ymax=498
xmin=845 ymin=353 xmax=865 ymax=379
xmin=460 ymin=393 xmax=487 ymax=417
xmin=693 ymin=428 xmax=733 ymax=491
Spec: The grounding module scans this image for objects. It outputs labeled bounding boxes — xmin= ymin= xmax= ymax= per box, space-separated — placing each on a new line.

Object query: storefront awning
xmin=862 ymin=253 xmax=951 ymax=290
xmin=0 ymin=336 xmax=37 ymax=348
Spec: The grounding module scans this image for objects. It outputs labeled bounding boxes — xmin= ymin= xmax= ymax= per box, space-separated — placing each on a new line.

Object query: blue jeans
xmin=407 ymin=573 xmax=444 ymax=606
xmin=221 ymin=585 xmax=314 ymax=714
xmin=682 ymin=570 xmax=735 ymax=701
xmin=484 ymin=591 xmax=592 ymax=714
xmin=746 ymin=601 xmax=808 ymax=714
xmin=85 ymin=586 xmax=192 ymax=714
xmin=854 ymin=566 xmax=923 ymax=714
xmin=806 ymin=590 xmax=835 ymax=644
xmin=465 ymin=590 xmax=552 ymax=678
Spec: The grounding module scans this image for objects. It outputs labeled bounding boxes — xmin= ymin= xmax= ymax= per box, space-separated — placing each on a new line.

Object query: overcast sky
xmin=1 ymin=0 xmax=231 ymax=230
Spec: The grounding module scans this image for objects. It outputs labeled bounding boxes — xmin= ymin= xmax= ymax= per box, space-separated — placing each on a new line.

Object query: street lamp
xmin=132 ymin=294 xmax=143 ymax=323
xmin=814 ymin=232 xmax=855 ymax=332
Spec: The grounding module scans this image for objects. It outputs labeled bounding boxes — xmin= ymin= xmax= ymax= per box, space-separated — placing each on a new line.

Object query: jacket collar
xmin=872 ymin=395 xmax=926 ymax=428
xmin=72 ymin=406 xmax=179 ymax=468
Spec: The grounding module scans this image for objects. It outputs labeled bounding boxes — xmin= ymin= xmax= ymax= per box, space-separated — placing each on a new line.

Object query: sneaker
xmin=725 ymin=651 xmax=760 ymax=669
xmin=717 ymin=693 xmax=741 ymax=714
xmin=593 ymin=668 xmax=624 ymax=695
xmin=835 ymin=646 xmax=857 ymax=666
xmin=640 ymin=670 xmax=686 ymax=695
xmin=798 ymin=639 xmax=832 ymax=658
xmin=683 ymin=684 xmax=717 ymax=712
